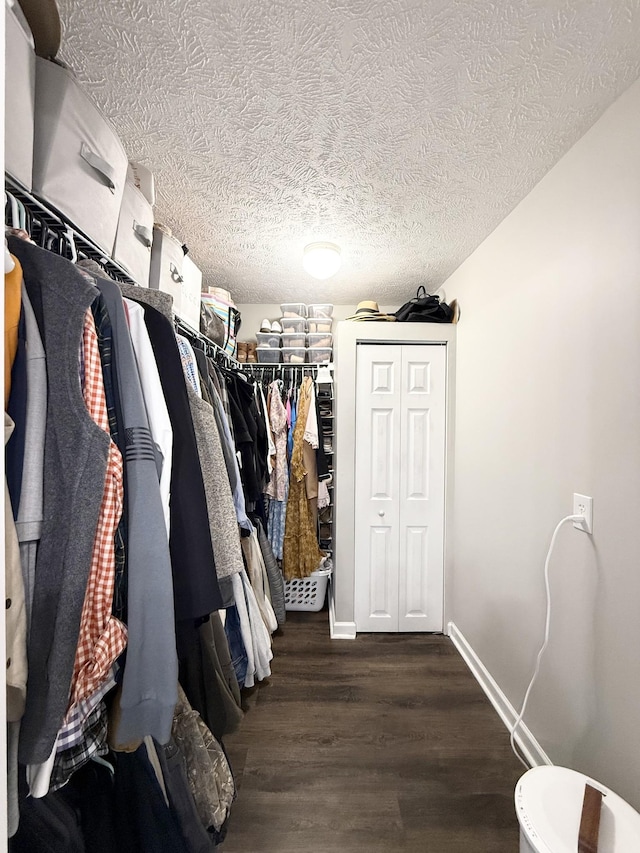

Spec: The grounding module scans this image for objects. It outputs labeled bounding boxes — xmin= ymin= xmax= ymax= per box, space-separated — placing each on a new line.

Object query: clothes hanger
xmin=91 ymin=754 xmax=115 ymax=776
xmin=5 ymin=191 xmax=20 ymax=229
xmin=5 ymin=236 xmax=15 ymax=273
xmin=13 ymin=197 xmax=27 ymax=231
xmin=64 ymin=225 xmax=78 ymax=263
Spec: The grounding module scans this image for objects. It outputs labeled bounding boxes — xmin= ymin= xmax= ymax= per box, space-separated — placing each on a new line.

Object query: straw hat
xmin=346 ymin=301 xmax=396 ymax=321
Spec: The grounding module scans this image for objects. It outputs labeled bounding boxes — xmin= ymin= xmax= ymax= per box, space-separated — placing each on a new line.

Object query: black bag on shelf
xmin=394 ymin=285 xmax=453 ymax=323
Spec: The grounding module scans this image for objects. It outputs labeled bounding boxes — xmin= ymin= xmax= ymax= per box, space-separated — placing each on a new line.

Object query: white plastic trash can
xmin=516 ymin=766 xmax=640 ymax=852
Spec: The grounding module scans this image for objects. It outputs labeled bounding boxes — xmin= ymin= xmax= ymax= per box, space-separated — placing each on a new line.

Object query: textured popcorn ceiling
xmin=57 ymin=0 xmax=640 ymax=303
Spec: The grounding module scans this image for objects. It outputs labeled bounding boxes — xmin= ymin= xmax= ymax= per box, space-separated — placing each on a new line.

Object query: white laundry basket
xmin=516 ymin=766 xmax=640 ymax=852
xmin=284 ymin=568 xmax=331 ymax=612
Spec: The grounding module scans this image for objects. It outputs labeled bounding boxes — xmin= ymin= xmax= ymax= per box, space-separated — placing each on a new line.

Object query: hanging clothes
xmin=208 ymin=381 xmax=253 ymax=533
xmin=118 ymin=285 xmax=223 ymax=634
xmin=184 ymin=383 xmax=244 ymax=581
xmin=5 ymin=256 xmax=22 ymax=406
xmin=241 ymin=532 xmax=278 ymax=634
xmin=10 ymin=237 xmax=111 ymax=767
xmin=176 ymin=334 xmax=202 ymax=397
xmin=68 ymin=308 xmax=127 ymax=709
xmin=252 ymin=516 xmax=286 ymax=628
xmin=124 ymin=297 xmax=173 ymax=538
xmin=282 ymin=376 xmax=325 ymax=580
xmin=4 ymin=224 xmax=268 ymax=850
xmin=16 ymin=283 xmax=47 ymax=637
xmin=265 ymin=380 xmax=288 ymax=502
xmin=5 ymin=412 xmax=28 ymax=837
xmin=90 ymin=274 xmax=178 ymax=748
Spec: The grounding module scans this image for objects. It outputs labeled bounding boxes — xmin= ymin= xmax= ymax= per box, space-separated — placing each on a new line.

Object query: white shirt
xmin=124 ymin=299 xmax=173 ymax=537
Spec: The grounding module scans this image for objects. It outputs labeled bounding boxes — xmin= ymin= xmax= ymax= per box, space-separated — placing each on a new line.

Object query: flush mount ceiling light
xmin=303 ymin=242 xmax=342 ymax=280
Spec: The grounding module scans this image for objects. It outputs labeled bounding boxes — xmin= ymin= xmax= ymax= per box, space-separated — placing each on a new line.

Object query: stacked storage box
xmin=11 ymin=11 xmax=156 ymax=287
xmin=256 ymin=327 xmax=282 ymax=363
xmin=279 ymin=303 xmax=307 ymax=363
xmin=278 ymin=303 xmax=333 ymax=363
xmin=113 ymin=162 xmax=155 ymax=287
xmin=5 ymin=2 xmax=36 ymax=191
xmin=306 ymin=304 xmax=333 ymax=363
xmin=32 ymin=57 xmax=129 ymax=254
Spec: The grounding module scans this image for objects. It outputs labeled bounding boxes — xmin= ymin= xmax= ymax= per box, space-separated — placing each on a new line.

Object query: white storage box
xmin=282 ymin=347 xmax=306 ymax=364
xmin=256 ymin=332 xmax=280 ymax=348
xmin=281 ymin=332 xmax=306 ymax=348
xmin=280 ymin=303 xmax=307 ymax=318
xmin=32 ymin=57 xmax=128 ymax=253
xmin=308 ymin=303 xmax=333 ymax=318
xmin=179 ymin=255 xmax=203 ymax=331
xmin=281 ymin=316 xmax=307 ymax=334
xmin=307 ymin=317 xmax=332 ymax=334
xmin=257 ymin=347 xmax=281 ymax=363
xmin=150 ymin=226 xmax=204 ymax=329
xmin=307 ymin=347 xmax=332 ymax=364
xmin=284 ymin=569 xmax=331 ymax=612
xmin=112 ymin=179 xmax=153 ymax=286
xmin=5 ymin=1 xmax=35 ymax=189
xmin=127 ymin=161 xmax=155 ymax=206
xmin=307 ymin=332 xmax=333 ymax=348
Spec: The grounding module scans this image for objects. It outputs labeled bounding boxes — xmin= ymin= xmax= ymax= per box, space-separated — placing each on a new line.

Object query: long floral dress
xmin=282 ymin=377 xmax=325 ymax=580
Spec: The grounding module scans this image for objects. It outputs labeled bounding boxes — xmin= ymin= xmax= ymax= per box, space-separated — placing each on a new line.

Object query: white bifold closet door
xmin=354 ymin=344 xmax=446 ymax=632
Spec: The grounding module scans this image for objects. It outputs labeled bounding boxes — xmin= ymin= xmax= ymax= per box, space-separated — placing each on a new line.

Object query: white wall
xmin=444 ymin=77 xmax=640 ymax=808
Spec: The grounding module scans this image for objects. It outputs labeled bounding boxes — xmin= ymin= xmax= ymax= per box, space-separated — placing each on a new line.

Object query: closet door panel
xmin=368 ymin=525 xmax=396 ymax=625
xmin=354 ymin=346 xmax=402 ymax=631
xmin=402 ymin=525 xmax=430 ymax=618
xmin=398 ymin=346 xmax=446 ymax=632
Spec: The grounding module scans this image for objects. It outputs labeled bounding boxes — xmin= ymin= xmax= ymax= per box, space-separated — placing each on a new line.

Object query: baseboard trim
xmin=328 ymin=585 xmax=357 ymax=639
xmin=447 ymin=621 xmax=552 ymax=768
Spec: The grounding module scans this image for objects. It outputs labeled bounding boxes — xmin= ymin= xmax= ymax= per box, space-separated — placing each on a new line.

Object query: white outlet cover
xmin=573 ymin=493 xmax=593 ymax=534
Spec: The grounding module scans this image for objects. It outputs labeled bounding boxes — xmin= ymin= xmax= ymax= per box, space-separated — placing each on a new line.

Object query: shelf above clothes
xmin=5 ymin=174 xmax=138 ymax=284
xmin=5 ymin=172 xmax=235 ymax=371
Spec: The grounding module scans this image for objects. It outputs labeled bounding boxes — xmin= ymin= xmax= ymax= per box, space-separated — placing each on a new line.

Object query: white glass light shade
xmin=303 ymin=242 xmax=342 ymax=279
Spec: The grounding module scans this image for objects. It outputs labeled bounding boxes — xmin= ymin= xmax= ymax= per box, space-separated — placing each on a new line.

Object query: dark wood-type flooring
xmin=220 ymin=610 xmax=524 ymax=853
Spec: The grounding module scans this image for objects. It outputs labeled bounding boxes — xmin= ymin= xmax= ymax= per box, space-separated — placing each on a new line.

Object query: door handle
xmin=378 ymin=510 xmax=385 ymax=517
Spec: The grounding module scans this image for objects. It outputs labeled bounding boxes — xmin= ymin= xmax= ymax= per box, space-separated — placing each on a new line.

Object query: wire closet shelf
xmin=4 ymin=172 xmax=234 ymax=368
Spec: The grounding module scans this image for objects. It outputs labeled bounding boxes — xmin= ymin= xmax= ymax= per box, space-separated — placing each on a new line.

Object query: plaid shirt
xmin=50 ymin=701 xmax=109 ymax=792
xmin=68 ymin=311 xmax=127 ymax=709
xmin=57 ymin=667 xmax=117 ymax=752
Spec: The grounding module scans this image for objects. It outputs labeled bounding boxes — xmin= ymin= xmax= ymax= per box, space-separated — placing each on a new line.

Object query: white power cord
xmin=510 ymin=513 xmax=586 ymax=768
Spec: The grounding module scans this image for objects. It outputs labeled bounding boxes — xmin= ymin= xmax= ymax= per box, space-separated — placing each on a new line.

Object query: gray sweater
xmin=186 ymin=386 xmax=245 ymax=580
xmin=11 ymin=238 xmax=110 ymax=765
xmin=93 ymin=275 xmax=178 ymax=746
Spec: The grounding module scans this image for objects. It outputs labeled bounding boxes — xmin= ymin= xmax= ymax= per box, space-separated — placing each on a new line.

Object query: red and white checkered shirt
xmin=68 ymin=309 xmax=127 ymax=710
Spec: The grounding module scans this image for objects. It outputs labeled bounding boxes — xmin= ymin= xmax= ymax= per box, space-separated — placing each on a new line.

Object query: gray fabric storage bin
xmin=149 ymin=227 xmax=202 ymax=329
xmin=32 ymin=57 xmax=128 ymax=253
xmin=179 ymin=254 xmax=202 ymax=330
xmin=149 ymin=226 xmax=184 ymax=295
xmin=113 ymin=180 xmax=154 ymax=286
xmin=5 ymin=2 xmax=36 ymax=189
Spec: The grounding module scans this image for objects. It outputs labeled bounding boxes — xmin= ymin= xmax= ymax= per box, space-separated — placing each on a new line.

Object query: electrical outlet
xmin=573 ymin=493 xmax=593 ymax=534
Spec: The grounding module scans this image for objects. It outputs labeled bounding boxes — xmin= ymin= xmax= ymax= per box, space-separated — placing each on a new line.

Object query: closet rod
xmin=238 ymin=363 xmax=322 ymax=370
xmin=174 ymin=316 xmax=239 ymax=369
xmin=5 ymin=173 xmax=235 ymax=369
xmin=5 ymin=173 xmax=138 ymax=285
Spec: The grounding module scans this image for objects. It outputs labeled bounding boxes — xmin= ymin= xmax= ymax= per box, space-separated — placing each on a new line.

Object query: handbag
xmin=394 ymin=285 xmax=453 ymax=323
xmin=200 ymin=301 xmax=226 ymax=347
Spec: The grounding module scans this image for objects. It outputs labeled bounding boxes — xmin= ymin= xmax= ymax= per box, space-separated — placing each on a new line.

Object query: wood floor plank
xmin=220 ymin=611 xmax=524 ymax=851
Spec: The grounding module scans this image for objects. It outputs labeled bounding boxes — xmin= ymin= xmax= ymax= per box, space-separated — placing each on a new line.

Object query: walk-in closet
xmin=5 ymin=0 xmax=640 ymax=851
